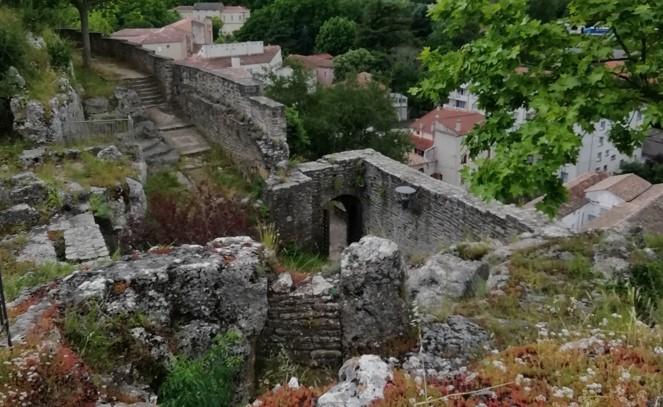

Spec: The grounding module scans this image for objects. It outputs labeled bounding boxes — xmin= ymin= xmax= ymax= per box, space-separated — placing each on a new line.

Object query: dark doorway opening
xmin=324 ymin=195 xmax=362 ymax=260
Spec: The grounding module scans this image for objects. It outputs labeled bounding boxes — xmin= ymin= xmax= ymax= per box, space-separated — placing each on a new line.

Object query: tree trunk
xmin=78 ymin=1 xmax=92 ymax=68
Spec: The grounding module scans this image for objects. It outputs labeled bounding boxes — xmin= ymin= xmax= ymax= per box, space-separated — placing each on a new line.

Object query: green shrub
xmin=62 ymin=301 xmax=165 ymax=383
xmin=457 ymin=241 xmax=492 ymax=261
xmin=159 ymin=330 xmax=244 ymax=407
xmin=625 ymin=260 xmax=663 ymax=324
xmin=89 ymin=193 xmax=110 ymax=219
xmin=44 ymin=31 xmax=71 ymax=71
xmin=0 ymin=8 xmax=26 ymax=80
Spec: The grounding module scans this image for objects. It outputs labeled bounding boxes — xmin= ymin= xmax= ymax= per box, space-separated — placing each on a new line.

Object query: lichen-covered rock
xmin=114 ymin=87 xmax=145 ymax=121
xmin=0 ymin=172 xmax=49 ymax=208
xmin=84 ymin=96 xmax=110 ymax=116
xmin=11 ymin=77 xmax=85 ymax=144
xmin=0 ymin=203 xmax=40 ymax=229
xmin=58 ymin=236 xmax=268 ymax=338
xmin=408 ymin=253 xmax=489 ymax=311
xmin=125 ymin=177 xmax=147 ymax=225
xmin=402 ymin=315 xmax=492 ymax=379
xmin=317 ymin=355 xmax=392 ymax=407
xmin=340 ymin=236 xmax=409 ymax=354
xmin=97 ymin=145 xmax=124 ymax=161
xmin=19 ymin=147 xmax=47 ymax=168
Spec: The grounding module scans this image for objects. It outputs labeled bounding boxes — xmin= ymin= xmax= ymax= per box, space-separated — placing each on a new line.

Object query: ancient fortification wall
xmin=59 ymin=30 xmax=288 ymax=176
xmin=265 ymin=149 xmax=549 ymax=256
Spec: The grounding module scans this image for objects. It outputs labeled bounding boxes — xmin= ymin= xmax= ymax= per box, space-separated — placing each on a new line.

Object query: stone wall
xmin=260 ymin=274 xmax=343 ymax=367
xmin=58 ymin=29 xmax=287 ymax=175
xmin=265 ymin=149 xmax=550 ymax=256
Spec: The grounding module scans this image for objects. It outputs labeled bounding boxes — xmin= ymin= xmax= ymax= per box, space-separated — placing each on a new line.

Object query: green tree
xmin=235 ymin=0 xmax=342 ymax=54
xmin=620 ymin=157 xmax=663 ymax=184
xmin=416 ymin=0 xmax=663 ymax=215
xmin=211 ymin=16 xmax=223 ymax=41
xmin=333 ymin=48 xmax=380 ymax=81
xmin=315 ymin=16 xmax=357 ymax=55
xmin=528 ymin=0 xmax=568 ymax=22
xmin=356 ymin=0 xmax=414 ymax=51
xmin=267 ymin=66 xmax=411 ymax=160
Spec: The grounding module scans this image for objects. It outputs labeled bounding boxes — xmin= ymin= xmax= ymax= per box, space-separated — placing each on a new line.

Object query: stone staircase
xmin=123 ymin=77 xmax=167 ymax=109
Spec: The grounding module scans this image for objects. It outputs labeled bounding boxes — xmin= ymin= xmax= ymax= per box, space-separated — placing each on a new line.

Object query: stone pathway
xmin=50 ymin=213 xmax=110 ymax=263
xmin=94 ymin=59 xmax=210 ymax=161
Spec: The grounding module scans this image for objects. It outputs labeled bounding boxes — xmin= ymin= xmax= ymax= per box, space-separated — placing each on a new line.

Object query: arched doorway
xmin=323 ymin=195 xmax=362 ymax=261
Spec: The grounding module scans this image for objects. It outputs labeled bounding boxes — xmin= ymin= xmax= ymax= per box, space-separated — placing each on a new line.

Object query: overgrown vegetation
xmin=62 ymin=300 xmax=166 ymax=385
xmin=159 ymin=330 xmax=244 ymax=407
xmin=35 ymin=152 xmax=136 ymax=188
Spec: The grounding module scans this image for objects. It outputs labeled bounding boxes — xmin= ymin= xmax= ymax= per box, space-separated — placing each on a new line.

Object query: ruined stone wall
xmin=58 ymin=29 xmax=287 ymax=175
xmin=265 ymin=149 xmax=549 ymax=256
xmin=260 ymin=275 xmax=343 ymax=368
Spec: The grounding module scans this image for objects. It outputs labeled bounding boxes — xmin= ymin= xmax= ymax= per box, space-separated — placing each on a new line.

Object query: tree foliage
xmin=620 ymin=156 xmax=663 ymax=184
xmin=235 ymin=0 xmax=343 ymax=54
xmin=315 ymin=16 xmax=357 ymax=56
xmin=266 ymin=64 xmax=411 ymax=161
xmin=356 ymin=0 xmax=414 ymax=51
xmin=333 ymin=48 xmax=380 ymax=81
xmin=416 ymin=0 xmax=663 ymax=215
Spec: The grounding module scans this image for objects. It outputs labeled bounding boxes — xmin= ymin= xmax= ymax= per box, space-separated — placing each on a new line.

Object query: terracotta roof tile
xmin=410 ymin=107 xmax=484 ymax=137
xmin=585 ymin=173 xmax=652 ymax=202
xmin=288 ymin=53 xmax=334 ymax=69
xmin=181 ymin=45 xmax=280 ymax=70
xmin=410 ymin=134 xmax=434 ymax=151
xmin=583 ymin=184 xmax=663 ymax=231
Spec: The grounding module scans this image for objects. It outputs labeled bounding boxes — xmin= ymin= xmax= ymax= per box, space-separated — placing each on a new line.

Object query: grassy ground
xmin=72 ymin=53 xmax=117 ymax=98
xmin=35 ymin=151 xmax=136 ymax=188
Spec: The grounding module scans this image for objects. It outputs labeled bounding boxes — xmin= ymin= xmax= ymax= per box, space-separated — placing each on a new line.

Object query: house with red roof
xmin=288 ymin=53 xmax=335 ymax=86
xmin=408 ymin=106 xmax=485 ymax=185
xmin=111 ymin=18 xmax=213 ymax=60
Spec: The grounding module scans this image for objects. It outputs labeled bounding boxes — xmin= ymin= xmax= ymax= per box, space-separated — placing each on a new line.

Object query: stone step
xmin=160 ymin=124 xmax=195 ymax=132
xmin=137 ymin=90 xmax=162 ymax=98
xmin=144 ymin=142 xmax=174 ymax=158
xmin=148 ymin=150 xmax=180 ymax=166
xmin=140 ymin=95 xmax=164 ymax=103
xmin=136 ymin=138 xmax=162 ymax=151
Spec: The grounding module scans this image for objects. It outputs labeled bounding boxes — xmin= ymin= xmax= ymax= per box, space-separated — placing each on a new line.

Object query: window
xmin=458 ymin=88 xmax=465 ymax=95
xmin=600 ymin=120 xmax=607 ymax=130
xmin=598 ymin=136 xmax=604 ymax=146
xmin=596 ymin=152 xmax=602 ymax=161
xmin=595 ymin=167 xmax=601 ymax=172
xmin=603 ymin=164 xmax=608 ymax=171
xmin=587 ymin=214 xmax=596 ymax=221
xmin=461 ymin=154 xmax=468 ymax=164
xmin=560 ymin=171 xmax=568 ymax=182
xmin=611 ymin=154 xmax=616 ymax=161
xmin=605 ymin=149 xmax=609 ymax=156
xmin=455 ymin=100 xmax=466 ymax=109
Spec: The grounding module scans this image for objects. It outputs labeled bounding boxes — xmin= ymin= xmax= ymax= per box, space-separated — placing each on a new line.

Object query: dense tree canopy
xmin=235 ymin=0 xmax=343 ymax=54
xmin=416 ymin=0 xmax=663 ymax=215
xmin=266 ymin=64 xmax=411 ymax=160
xmin=333 ymin=48 xmax=380 ymax=81
xmin=315 ymin=17 xmax=357 ymax=56
xmin=355 ymin=0 xmax=414 ymax=51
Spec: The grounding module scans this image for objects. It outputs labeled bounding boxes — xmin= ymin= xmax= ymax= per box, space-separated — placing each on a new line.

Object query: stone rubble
xmin=317 ymin=355 xmax=393 ymax=407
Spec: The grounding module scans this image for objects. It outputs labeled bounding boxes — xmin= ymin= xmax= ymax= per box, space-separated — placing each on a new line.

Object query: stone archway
xmin=323 ymin=195 xmax=363 ymax=260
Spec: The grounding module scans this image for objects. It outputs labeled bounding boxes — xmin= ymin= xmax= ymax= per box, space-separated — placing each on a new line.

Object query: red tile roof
xmin=112 ymin=19 xmax=193 ymax=45
xmin=181 ymin=45 xmax=281 ymax=70
xmin=288 ymin=53 xmax=334 ymax=69
xmin=410 ymin=134 xmax=434 ymax=151
xmin=585 ymin=173 xmax=652 ymax=202
xmin=410 ymin=107 xmax=485 ymax=137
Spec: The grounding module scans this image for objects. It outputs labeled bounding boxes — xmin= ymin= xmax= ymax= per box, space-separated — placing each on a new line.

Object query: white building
xmin=527 ymin=172 xmax=663 ymax=233
xmin=111 ymin=18 xmax=213 ymax=60
xmin=437 ymin=87 xmax=644 ymax=183
xmin=181 ymin=41 xmax=282 ymax=77
xmin=408 ymin=106 xmax=485 ymax=185
xmin=175 ymin=3 xmax=250 ymax=34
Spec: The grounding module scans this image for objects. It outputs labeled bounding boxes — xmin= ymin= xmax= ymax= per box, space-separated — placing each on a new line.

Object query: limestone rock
xmin=125 ymin=177 xmax=147 ymax=225
xmin=272 ymin=272 xmax=293 ymax=293
xmin=19 ymin=147 xmax=47 ymax=168
xmin=402 ymin=315 xmax=491 ymax=379
xmin=133 ymin=120 xmax=159 ymax=139
xmin=84 ymin=97 xmax=110 ymax=116
xmin=97 ymin=145 xmax=124 ymax=161
xmin=17 ymin=229 xmax=58 ymax=265
xmin=317 ymin=355 xmax=392 ymax=407
xmin=340 ymin=236 xmax=409 ymax=354
xmin=408 ymin=253 xmax=489 ymax=312
xmin=114 ymin=87 xmax=145 ymax=121
xmin=1 ymin=172 xmax=49 ymax=208
xmin=174 ymin=320 xmax=220 ymax=358
xmin=0 ymin=204 xmax=40 ymax=229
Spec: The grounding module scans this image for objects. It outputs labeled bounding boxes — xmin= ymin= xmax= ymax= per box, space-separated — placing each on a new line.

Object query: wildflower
xmin=654 ymin=346 xmax=663 ymax=355
xmin=492 ymin=360 xmax=507 ymax=373
xmin=534 ymin=394 xmax=547 ymax=402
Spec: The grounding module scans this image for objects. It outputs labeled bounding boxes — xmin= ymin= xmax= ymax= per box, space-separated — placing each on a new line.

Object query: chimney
xmin=455 ymin=119 xmax=462 ymax=132
xmin=231 ymin=57 xmax=241 ymax=68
